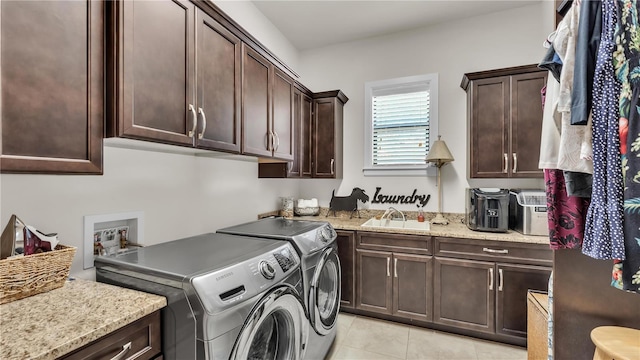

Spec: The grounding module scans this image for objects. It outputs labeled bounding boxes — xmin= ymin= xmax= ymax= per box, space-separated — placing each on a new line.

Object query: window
xmin=363 ymin=73 xmax=438 ymax=176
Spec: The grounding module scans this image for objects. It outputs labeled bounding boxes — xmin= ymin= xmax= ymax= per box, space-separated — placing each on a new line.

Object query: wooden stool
xmin=591 ymin=326 xmax=640 ymax=360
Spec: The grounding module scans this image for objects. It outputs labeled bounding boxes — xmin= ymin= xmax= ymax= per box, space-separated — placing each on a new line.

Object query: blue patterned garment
xmin=583 ymin=0 xmax=626 ymax=260
xmin=613 ymin=0 xmax=640 ymax=293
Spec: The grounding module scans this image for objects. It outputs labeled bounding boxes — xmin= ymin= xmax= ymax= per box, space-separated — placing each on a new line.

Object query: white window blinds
xmin=363 ymin=73 xmax=438 ymax=176
xmin=372 ymin=90 xmax=430 ymax=166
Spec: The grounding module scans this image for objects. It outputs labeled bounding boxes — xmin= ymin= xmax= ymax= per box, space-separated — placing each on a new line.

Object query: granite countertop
xmin=0 ymin=279 xmax=166 ymax=360
xmin=295 ymin=210 xmax=548 ymax=245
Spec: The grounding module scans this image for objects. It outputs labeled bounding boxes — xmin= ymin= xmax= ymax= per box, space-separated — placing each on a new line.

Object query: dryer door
xmin=309 ymin=247 xmax=341 ymax=335
xmin=231 ymin=285 xmax=308 ymax=360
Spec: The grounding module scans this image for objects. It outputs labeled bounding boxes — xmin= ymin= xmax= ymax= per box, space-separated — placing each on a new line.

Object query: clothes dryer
xmin=96 ymin=233 xmax=307 ymax=360
xmin=218 ymin=217 xmax=340 ymax=359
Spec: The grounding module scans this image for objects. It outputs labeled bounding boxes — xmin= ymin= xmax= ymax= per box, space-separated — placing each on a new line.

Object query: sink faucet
xmin=381 ymin=207 xmax=406 ymax=226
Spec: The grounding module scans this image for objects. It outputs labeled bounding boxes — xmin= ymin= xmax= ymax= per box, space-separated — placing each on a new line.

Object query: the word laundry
xmin=371 ymin=187 xmax=431 ymax=207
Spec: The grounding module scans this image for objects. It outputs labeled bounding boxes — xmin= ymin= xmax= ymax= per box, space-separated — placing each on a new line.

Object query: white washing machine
xmin=218 ymin=217 xmax=341 ymax=359
xmin=96 ymin=233 xmax=308 ymax=360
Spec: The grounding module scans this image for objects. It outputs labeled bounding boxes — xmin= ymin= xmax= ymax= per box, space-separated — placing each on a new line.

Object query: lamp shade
xmin=426 ymin=135 xmax=454 ymax=166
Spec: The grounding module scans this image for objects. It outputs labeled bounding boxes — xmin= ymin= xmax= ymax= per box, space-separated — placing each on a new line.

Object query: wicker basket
xmin=0 ymin=244 xmax=76 ymax=305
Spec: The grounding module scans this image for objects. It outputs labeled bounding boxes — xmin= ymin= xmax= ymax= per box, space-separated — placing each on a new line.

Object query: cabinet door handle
xmin=503 ymin=153 xmax=508 ymax=173
xmin=482 ymin=247 xmax=509 ymax=254
xmin=394 ymin=258 xmax=398 ymax=278
xmin=330 ymin=159 xmax=335 ymax=175
xmin=110 ymin=341 xmax=131 ymax=360
xmin=498 ymin=268 xmax=504 ymax=292
xmin=188 ymin=104 xmax=197 ymax=138
xmin=386 ymin=257 xmax=390 ymax=277
xmin=512 ymin=153 xmax=518 ymax=173
xmin=273 ymin=131 xmax=280 ymax=151
xmin=198 ymin=107 xmax=207 ymax=139
xmin=488 ymin=267 xmax=494 ymax=290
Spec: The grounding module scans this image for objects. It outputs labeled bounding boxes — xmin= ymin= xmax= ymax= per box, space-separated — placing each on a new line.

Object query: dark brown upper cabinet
xmin=195 ymin=8 xmax=241 ymax=153
xmin=462 ymin=65 xmax=547 ymax=179
xmin=258 ymin=82 xmax=313 ymax=178
xmin=241 ymin=45 xmax=294 ymax=161
xmin=300 ymin=89 xmax=314 ymax=177
xmin=108 ymin=0 xmax=241 ymax=153
xmin=258 ymin=89 xmax=348 ymax=179
xmin=313 ymin=91 xmax=348 ymax=179
xmin=1 ymin=0 xmax=104 ymax=174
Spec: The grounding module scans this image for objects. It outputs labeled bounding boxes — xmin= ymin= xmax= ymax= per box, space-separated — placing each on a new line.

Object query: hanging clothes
xmin=540 ymin=1 xmax=592 ymax=250
xmin=545 ymin=169 xmax=590 ymax=249
xmin=613 ymin=0 xmax=640 ymax=293
xmin=554 ymin=1 xmax=595 ymax=175
xmin=539 ymin=77 xmax=562 ymax=169
xmin=571 ymin=0 xmax=603 ymax=126
xmin=583 ymin=0 xmax=625 ymax=260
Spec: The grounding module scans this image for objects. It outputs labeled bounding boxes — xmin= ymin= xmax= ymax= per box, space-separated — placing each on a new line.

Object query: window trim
xmin=363 ymin=73 xmax=439 ymax=177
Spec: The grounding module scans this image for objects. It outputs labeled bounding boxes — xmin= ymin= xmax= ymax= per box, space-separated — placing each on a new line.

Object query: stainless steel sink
xmin=361 ymin=218 xmax=431 ymax=231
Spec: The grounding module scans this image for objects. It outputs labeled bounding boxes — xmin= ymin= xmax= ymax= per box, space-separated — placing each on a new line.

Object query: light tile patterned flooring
xmin=325 ymin=313 xmax=528 ymax=360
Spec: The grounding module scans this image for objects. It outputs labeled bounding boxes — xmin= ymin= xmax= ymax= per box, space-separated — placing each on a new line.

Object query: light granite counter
xmin=0 ymin=279 xmax=166 ymax=360
xmin=296 ymin=211 xmax=549 ymax=245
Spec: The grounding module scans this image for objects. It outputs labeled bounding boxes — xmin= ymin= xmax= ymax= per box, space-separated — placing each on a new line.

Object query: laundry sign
xmin=371 ymin=187 xmax=431 ymax=207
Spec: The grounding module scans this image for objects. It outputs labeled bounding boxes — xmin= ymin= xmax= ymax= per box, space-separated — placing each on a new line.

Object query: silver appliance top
xmin=95 ymin=233 xmax=286 ymax=280
xmin=96 ymin=232 xmax=302 ymax=342
xmin=217 ymin=217 xmax=337 ymax=255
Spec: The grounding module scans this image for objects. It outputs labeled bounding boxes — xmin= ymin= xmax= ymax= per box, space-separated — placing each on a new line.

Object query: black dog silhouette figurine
xmin=328 ymin=187 xmax=369 ymax=218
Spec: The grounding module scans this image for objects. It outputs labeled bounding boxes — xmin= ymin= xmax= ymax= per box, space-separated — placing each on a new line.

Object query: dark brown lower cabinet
xmin=496 ymin=263 xmax=552 ymax=339
xmin=357 ymin=249 xmax=392 ymax=314
xmin=336 ymin=230 xmax=356 ymax=310
xmin=346 ymin=231 xmax=552 ymax=346
xmin=434 ymin=257 xmax=494 ymax=333
xmin=393 ymin=253 xmax=433 ymax=322
xmin=357 ymin=249 xmax=432 ymax=322
xmin=61 ymin=311 xmax=162 ymax=359
xmin=433 ymin=257 xmax=551 ymax=344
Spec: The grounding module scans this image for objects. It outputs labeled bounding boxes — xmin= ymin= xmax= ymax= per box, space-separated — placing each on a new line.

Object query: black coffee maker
xmin=466 ymin=188 xmax=509 ymax=232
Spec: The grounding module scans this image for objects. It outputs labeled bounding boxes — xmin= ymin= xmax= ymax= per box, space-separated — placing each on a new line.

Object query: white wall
xmin=214 ymin=0 xmax=299 ymax=73
xmin=297 ymin=3 xmax=554 ymax=214
xmin=0 ymin=0 xmax=301 ymax=278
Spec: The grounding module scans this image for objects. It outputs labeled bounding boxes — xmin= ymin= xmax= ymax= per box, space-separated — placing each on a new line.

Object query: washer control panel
xmin=273 ymin=246 xmax=296 ymax=272
xmin=259 ymin=260 xmax=276 ymax=279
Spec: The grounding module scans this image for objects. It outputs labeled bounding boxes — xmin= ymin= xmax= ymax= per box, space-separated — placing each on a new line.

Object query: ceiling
xmin=251 ymin=0 xmax=541 ymax=50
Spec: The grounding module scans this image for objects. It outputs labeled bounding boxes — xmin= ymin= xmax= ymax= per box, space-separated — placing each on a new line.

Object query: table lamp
xmin=426 ymin=136 xmax=454 ymax=225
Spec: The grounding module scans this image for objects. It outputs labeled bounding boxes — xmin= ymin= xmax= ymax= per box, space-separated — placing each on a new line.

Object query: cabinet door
xmin=313 ymin=98 xmax=337 ymax=178
xmin=336 ymin=230 xmax=356 ymax=310
xmin=287 ymin=89 xmax=302 ymax=177
xmin=357 ymin=249 xmax=392 ymax=315
xmin=272 ymin=68 xmax=294 ymax=161
xmin=241 ymin=44 xmax=272 ymax=157
xmin=434 ymin=257 xmax=494 ymax=333
xmin=118 ymin=0 xmax=195 ymax=146
xmin=393 ymin=253 xmax=432 ymax=322
xmin=496 ymin=263 xmax=551 ymax=339
xmin=195 ymin=9 xmax=241 ymax=153
xmin=510 ymin=72 xmax=546 ymax=178
xmin=300 ymin=93 xmax=314 ymax=177
xmin=470 ymin=76 xmax=509 ymax=178
xmin=1 ymin=0 xmax=103 ymax=174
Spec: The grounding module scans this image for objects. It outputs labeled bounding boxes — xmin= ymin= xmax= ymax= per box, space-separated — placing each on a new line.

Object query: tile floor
xmin=325 ymin=313 xmax=528 ymax=360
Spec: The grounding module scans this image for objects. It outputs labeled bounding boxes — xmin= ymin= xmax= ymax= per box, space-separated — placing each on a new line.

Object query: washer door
xmin=231 ymin=285 xmax=307 ymax=360
xmin=309 ymin=247 xmax=341 ymax=335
